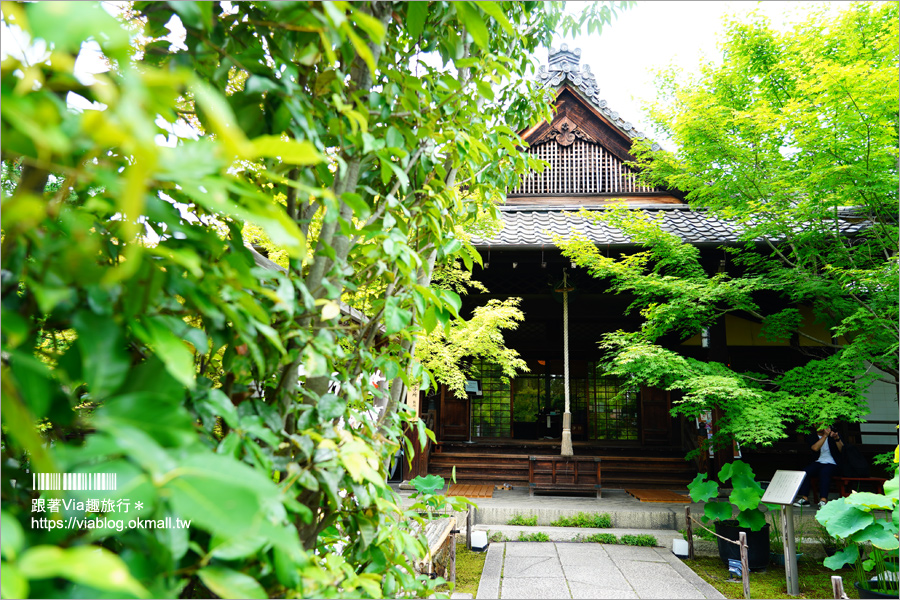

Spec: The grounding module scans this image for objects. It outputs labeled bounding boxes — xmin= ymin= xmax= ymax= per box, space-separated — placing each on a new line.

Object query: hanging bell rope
xmin=555 ymin=269 xmax=575 ymax=457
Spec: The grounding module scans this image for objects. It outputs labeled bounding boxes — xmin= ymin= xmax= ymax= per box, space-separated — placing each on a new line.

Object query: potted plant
xmin=688 ymin=460 xmax=771 ymax=570
xmin=812 ymin=518 xmax=848 ymax=557
xmin=816 ymin=473 xmax=899 ymax=599
xmin=408 ymin=474 xmax=473 ymax=520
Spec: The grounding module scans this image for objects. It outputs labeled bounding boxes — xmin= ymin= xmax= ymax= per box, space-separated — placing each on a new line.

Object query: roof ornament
xmin=537 ymin=44 xmax=600 ymax=97
xmin=533 ymin=115 xmax=593 ymax=147
xmin=536 ymin=44 xmax=652 ymax=144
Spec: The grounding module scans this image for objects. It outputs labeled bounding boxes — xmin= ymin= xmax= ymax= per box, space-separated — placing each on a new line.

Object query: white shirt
xmin=817 ymin=437 xmax=837 ymax=465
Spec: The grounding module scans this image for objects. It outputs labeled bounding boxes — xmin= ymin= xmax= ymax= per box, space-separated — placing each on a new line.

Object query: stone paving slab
xmin=475 ymin=542 xmax=504 ymax=600
xmin=501 ymin=554 xmax=564 ymax=578
xmin=555 ymin=542 xmax=615 ymax=566
xmin=500 ymin=576 xmax=570 ymax=599
xmin=569 ymin=581 xmax=639 ymax=600
xmin=504 ymin=542 xmax=561 ymax=558
xmin=602 ymin=543 xmax=669 ymax=562
xmin=477 ymin=541 xmax=726 ymax=599
xmin=562 ymin=564 xmax=632 ymax=590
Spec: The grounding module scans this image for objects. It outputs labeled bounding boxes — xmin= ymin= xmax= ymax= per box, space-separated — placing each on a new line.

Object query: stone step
xmin=474 ymin=523 xmax=683 ymax=547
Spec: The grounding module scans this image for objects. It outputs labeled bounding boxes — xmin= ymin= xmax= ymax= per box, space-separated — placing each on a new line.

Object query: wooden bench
xmin=412 ymin=516 xmax=457 ymax=583
xmin=528 ymin=455 xmax=602 ymax=498
xmin=809 ymin=476 xmax=888 ymax=503
xmin=834 ymin=477 xmax=887 ymax=497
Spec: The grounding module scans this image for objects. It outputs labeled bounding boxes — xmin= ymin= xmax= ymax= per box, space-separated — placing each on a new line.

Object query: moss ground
xmin=684 ymin=555 xmax=862 ymax=599
xmin=448 ymin=543 xmax=487 ymax=596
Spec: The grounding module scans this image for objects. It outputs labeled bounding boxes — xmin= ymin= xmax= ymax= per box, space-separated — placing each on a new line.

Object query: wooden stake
xmin=831 ymin=575 xmax=846 ymax=599
xmin=739 ymin=531 xmax=750 ymax=599
xmin=685 ymin=506 xmax=695 ymax=560
xmin=449 ymin=532 xmax=456 ymax=585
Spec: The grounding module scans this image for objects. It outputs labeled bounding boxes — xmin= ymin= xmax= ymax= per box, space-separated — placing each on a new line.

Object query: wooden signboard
xmin=406 ymin=384 xmax=419 ymax=415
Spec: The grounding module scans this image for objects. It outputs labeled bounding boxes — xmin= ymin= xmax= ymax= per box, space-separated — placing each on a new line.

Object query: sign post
xmin=761 ymin=470 xmax=807 ymax=596
xmin=464 ymin=380 xmax=481 ymax=444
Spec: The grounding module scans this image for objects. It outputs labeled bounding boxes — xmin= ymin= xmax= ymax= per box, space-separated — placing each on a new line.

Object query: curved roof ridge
xmin=536 ymin=44 xmax=660 ymax=151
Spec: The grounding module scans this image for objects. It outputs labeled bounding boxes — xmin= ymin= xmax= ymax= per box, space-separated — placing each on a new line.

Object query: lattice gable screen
xmin=509 ymin=138 xmax=661 ymax=197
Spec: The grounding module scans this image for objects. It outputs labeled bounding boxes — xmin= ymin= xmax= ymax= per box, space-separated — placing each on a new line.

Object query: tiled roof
xmin=537 ymin=45 xmax=660 ymax=151
xmin=469 ymin=206 xmax=870 ymax=249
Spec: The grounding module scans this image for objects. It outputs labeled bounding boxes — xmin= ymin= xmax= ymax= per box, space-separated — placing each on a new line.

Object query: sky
xmin=537 ymin=1 xmax=858 ymax=142
xmin=1 ymin=0 xmax=861 ymax=143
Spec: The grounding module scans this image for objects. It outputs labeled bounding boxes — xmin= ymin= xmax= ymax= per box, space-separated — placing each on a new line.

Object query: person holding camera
xmin=793 ymin=424 xmax=844 ymax=508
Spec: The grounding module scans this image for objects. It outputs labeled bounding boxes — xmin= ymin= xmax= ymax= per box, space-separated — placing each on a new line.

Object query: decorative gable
xmin=509 ymin=45 xmax=678 ymax=204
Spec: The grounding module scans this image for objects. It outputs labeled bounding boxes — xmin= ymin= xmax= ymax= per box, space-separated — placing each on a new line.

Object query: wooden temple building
xmin=402 ymin=46 xmax=897 ymax=493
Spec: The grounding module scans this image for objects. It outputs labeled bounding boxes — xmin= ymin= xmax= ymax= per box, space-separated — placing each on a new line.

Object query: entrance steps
xmin=428 ymin=451 xmax=697 ymax=489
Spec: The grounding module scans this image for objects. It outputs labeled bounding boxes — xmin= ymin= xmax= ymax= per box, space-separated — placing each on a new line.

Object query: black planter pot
xmin=854 ymin=581 xmax=899 ymax=599
xmin=770 ymin=552 xmax=803 ymax=566
xmin=715 ymin=520 xmax=771 ymax=571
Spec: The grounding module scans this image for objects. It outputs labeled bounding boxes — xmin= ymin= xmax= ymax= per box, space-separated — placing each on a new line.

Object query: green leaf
xmin=250 ymin=136 xmax=324 ymax=165
xmin=687 ymin=473 xmax=719 ymax=502
xmin=73 ymin=311 xmax=130 ymax=399
xmin=703 ymin=501 xmax=732 ymax=523
xmin=438 ymin=288 xmax=462 ymax=317
xmin=736 ymin=508 xmax=767 ymax=531
xmin=26 ymin=2 xmax=130 ymax=56
xmin=197 ymin=566 xmax=266 ymax=600
xmin=274 ymin=546 xmax=302 ymax=589
xmin=168 ymin=1 xmax=210 ymax=30
xmin=850 ymin=522 xmax=900 ymax=551
xmin=132 ymin=316 xmax=196 ymax=389
xmin=18 ymin=545 xmax=149 ymax=598
xmin=384 ymin=296 xmax=412 ymax=335
xmin=474 ymin=1 xmax=513 ymax=33
xmin=95 ymin=392 xmax=196 ymax=447
xmin=341 ymin=192 xmax=371 ymax=220
xmin=422 ymin=305 xmax=438 ymax=333
xmin=209 ymin=535 xmax=267 ymax=560
xmin=475 ymin=80 xmax=495 ymax=101
xmin=166 ymin=474 xmax=261 ymax=538
xmin=8 ymin=351 xmax=54 ymax=419
xmin=0 ymin=512 xmax=24 ymax=561
xmin=317 ymin=394 xmax=345 ymax=420
xmin=816 ymin=500 xmax=874 ymax=538
xmin=411 ymin=474 xmax=444 ymax=495
xmin=844 ymin=491 xmax=895 ymax=511
xmin=729 ymin=486 xmax=761 ymax=512
xmin=823 ymin=544 xmax=859 ymax=570
xmin=385 ymin=126 xmax=404 ymax=149
xmin=406 ymin=1 xmax=428 ymax=39
xmin=156 ymin=511 xmax=189 ymax=563
xmin=0 ymin=564 xmax=28 ymax=600
xmin=456 ymin=2 xmax=488 ymax=49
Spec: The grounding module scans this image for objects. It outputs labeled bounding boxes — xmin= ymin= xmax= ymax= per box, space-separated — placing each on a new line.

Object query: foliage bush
xmin=0 ymin=2 xmax=628 ymax=598
xmin=620 ymin=534 xmax=658 ymax=547
xmin=506 ymin=514 xmax=538 ymax=527
xmin=488 ymin=531 xmax=508 ymax=543
xmin=555 ymin=1 xmax=900 ymax=450
xmin=681 ymin=527 xmax=716 ymax=542
xmin=550 ymin=512 xmax=612 ymax=528
xmin=581 ymin=533 xmax=619 ymax=544
xmin=516 ymin=532 xmax=550 ymax=543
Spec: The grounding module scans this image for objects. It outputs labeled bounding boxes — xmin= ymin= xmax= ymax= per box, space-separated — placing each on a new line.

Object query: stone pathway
xmin=476 ymin=542 xmax=725 ymax=599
